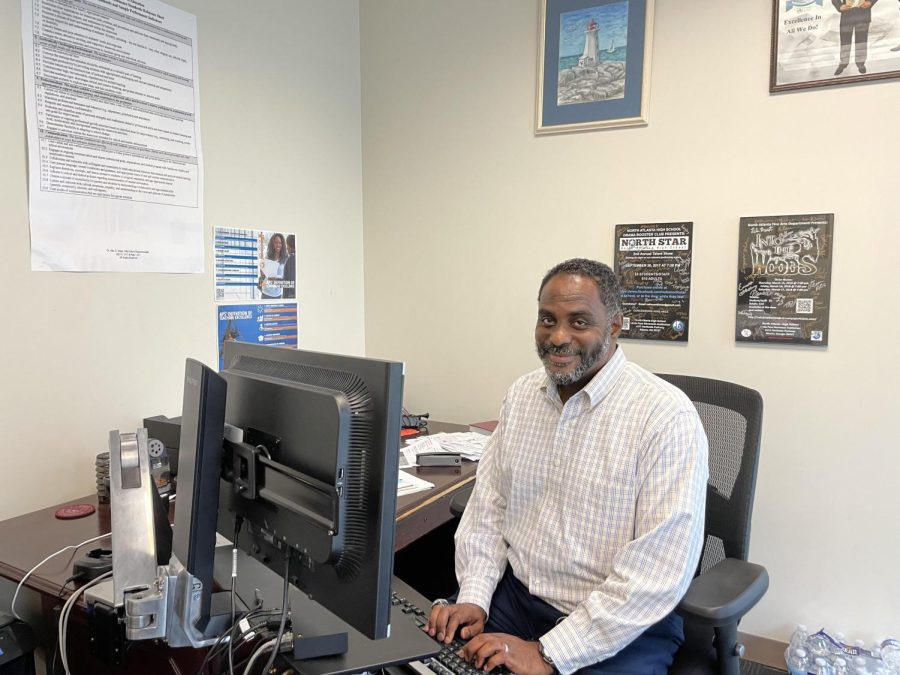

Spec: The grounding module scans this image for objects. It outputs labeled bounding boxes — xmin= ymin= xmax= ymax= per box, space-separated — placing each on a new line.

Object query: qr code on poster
xmin=216 ymin=288 xmax=224 ymax=300
xmin=796 ymin=298 xmax=813 ymax=314
xmin=622 ymin=317 xmax=630 ymax=330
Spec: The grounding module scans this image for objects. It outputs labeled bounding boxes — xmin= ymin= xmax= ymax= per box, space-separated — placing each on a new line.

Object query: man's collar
xmin=539 ymin=346 xmax=627 ymax=407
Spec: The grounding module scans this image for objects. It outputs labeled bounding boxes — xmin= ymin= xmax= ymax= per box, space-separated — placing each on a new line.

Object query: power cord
xmin=10 ymin=532 xmax=110 ymax=620
xmin=259 ymin=551 xmax=292 ymax=675
xmin=58 ymin=570 xmax=113 ymax=674
xmin=239 ymin=629 xmax=296 ymax=675
xmin=229 ymin=516 xmax=244 ymax=675
xmin=57 ymin=575 xmax=78 ymax=601
xmin=195 ymin=608 xmax=283 ymax=674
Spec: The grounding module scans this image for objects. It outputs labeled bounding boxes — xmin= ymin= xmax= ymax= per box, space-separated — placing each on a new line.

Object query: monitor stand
xmin=213 ymin=547 xmax=440 ymax=675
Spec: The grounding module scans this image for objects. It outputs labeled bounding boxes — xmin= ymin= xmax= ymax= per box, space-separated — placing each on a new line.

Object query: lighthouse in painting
xmin=578 ymin=18 xmax=600 ymax=66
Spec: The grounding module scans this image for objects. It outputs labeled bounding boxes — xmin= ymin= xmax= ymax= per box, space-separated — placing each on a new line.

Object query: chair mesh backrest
xmin=656 ymin=374 xmax=763 ymax=575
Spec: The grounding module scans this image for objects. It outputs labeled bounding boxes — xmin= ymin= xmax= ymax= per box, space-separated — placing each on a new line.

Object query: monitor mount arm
xmin=223 ymin=437 xmax=351 ymax=661
xmin=85 ymin=429 xmax=347 ymax=665
xmin=85 ymin=429 xmax=238 ymax=656
xmin=224 ymin=437 xmax=342 ymax=566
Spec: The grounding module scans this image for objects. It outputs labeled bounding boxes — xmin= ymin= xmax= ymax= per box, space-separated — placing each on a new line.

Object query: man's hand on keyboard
xmin=427 ymin=602 xmax=486 ymax=644
xmin=460 ymin=634 xmax=554 ymax=675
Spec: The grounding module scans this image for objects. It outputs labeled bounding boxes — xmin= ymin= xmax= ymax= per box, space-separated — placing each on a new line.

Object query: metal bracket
xmin=229 ymin=440 xmax=260 ymax=499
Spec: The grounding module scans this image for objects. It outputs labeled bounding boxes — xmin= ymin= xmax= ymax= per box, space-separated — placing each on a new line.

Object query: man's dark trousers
xmin=832 ymin=2 xmax=878 ymax=67
xmin=481 ymin=567 xmax=683 ymax=675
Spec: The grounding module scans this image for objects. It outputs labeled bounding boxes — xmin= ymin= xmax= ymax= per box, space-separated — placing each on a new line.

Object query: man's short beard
xmin=537 ymin=322 xmax=612 ymax=386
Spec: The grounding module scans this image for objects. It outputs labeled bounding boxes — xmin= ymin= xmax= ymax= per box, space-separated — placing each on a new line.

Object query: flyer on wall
xmin=614 ymin=222 xmax=693 ymax=341
xmin=215 ymin=227 xmax=297 ymax=302
xmin=22 ymin=0 xmax=204 ymax=272
xmin=217 ymin=303 xmax=298 ymax=370
xmin=735 ymin=214 xmax=833 ymax=346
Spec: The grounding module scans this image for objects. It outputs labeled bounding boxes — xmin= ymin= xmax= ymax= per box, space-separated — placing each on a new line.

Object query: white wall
xmin=3 ymin=0 xmax=898 ymax=651
xmin=0 ymin=0 xmax=366 ymax=521
xmin=361 ymin=1 xmax=900 ymax=645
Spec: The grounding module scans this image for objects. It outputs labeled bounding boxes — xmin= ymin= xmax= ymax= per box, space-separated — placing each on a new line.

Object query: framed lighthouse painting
xmin=536 ymin=0 xmax=654 ymax=134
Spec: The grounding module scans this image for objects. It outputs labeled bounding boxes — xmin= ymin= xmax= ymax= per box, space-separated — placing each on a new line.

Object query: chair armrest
xmin=449 ymin=485 xmax=474 ymax=519
xmin=676 ymin=558 xmax=769 ymax=627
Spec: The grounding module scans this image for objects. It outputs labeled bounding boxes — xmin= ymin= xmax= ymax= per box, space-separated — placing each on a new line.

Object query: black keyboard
xmin=391 ymin=591 xmax=511 ymax=675
xmin=392 ymin=590 xmax=430 ymax=627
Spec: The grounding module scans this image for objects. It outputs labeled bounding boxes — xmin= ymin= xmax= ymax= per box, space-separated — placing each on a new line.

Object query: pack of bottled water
xmin=785 ymin=625 xmax=900 ymax=674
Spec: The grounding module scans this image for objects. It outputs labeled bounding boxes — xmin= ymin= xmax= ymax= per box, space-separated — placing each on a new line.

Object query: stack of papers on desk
xmin=398 ymin=469 xmax=434 ymax=496
xmin=403 ymin=432 xmax=489 ymax=465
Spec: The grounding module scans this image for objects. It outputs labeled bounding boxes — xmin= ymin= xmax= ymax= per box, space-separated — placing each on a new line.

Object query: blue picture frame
xmin=536 ymin=0 xmax=654 ymax=134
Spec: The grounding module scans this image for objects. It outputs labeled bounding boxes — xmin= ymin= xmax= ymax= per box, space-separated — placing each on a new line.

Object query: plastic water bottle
xmin=791 ymin=624 xmax=811 ymax=651
xmin=815 ymin=656 xmax=834 ymax=675
xmin=882 ymin=638 xmax=900 ymax=673
xmin=808 ymin=631 xmax=835 ymax=658
xmin=830 ymin=633 xmax=847 ymax=658
xmin=853 ymin=655 xmax=872 ymax=674
xmin=788 ymin=648 xmax=811 ymax=675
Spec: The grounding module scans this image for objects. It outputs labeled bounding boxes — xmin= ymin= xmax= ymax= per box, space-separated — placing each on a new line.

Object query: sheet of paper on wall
xmin=21 ymin=0 xmax=205 ymax=272
xmin=397 ymin=470 xmax=434 ymax=497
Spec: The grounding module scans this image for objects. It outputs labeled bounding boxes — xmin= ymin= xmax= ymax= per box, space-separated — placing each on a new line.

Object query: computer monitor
xmin=217 ymin=341 xmax=404 ymax=645
xmin=131 ymin=359 xmax=233 ymax=649
xmin=172 ymin=359 xmax=227 ymax=632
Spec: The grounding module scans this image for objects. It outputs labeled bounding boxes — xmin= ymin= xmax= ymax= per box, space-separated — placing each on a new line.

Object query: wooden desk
xmin=395 ymin=421 xmax=477 ymax=551
xmin=0 ymin=421 xmax=478 ymax=673
xmin=0 ymin=420 xmax=477 ymax=601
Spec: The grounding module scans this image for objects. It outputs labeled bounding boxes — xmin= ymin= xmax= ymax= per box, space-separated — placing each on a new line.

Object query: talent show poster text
xmin=735 ymin=214 xmax=833 ymax=346
xmin=614 ymin=222 xmax=693 ymax=342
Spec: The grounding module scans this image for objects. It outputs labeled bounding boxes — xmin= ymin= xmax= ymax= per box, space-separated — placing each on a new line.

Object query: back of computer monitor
xmin=219 ymin=342 xmax=403 ymax=640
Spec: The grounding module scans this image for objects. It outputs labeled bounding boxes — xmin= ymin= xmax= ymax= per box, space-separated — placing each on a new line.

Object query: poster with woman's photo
xmin=614 ymin=222 xmax=693 ymax=341
xmin=735 ymin=214 xmax=833 ymax=346
xmin=214 ymin=227 xmax=297 ymax=302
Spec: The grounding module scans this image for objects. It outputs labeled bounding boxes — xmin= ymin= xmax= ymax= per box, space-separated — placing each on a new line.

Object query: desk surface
xmin=395 ymin=421 xmax=478 ymax=550
xmin=0 ymin=421 xmax=477 ymax=598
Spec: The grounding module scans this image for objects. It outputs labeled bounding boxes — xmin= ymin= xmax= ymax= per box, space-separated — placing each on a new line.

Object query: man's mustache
xmin=537 ymin=343 xmax=580 ymax=357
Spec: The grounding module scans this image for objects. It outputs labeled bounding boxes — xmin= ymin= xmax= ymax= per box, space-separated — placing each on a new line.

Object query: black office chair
xmin=448 ymin=374 xmax=768 ymax=675
xmin=657 ymin=374 xmax=768 ymax=675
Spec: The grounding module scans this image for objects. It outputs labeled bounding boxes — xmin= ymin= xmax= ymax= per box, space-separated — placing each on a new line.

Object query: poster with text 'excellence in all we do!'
xmin=735 ymin=214 xmax=834 ymax=346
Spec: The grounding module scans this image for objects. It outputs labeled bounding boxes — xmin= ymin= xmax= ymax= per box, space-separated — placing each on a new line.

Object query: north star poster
xmin=615 ymin=222 xmax=693 ymax=341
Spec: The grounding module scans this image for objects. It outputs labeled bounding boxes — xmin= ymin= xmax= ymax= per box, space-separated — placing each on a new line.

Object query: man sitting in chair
xmin=427 ymin=258 xmax=709 ymax=675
